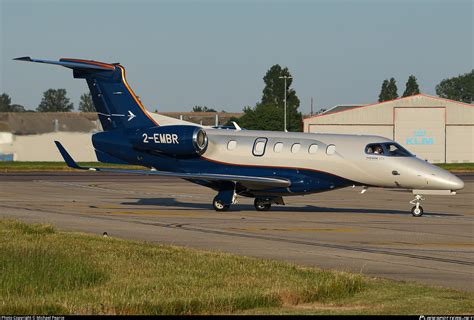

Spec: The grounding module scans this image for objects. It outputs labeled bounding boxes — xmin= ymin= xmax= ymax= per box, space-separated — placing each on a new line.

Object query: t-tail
xmin=14 ymin=57 xmax=158 ymax=131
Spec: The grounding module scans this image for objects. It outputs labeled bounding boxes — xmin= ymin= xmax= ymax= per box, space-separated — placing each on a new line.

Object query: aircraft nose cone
xmin=449 ymin=175 xmax=464 ymax=190
xmin=437 ymin=172 xmax=464 ymax=190
xmin=425 ymin=165 xmax=465 ymax=190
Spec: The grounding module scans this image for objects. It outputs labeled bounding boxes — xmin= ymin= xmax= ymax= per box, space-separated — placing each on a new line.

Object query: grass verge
xmin=1 ymin=161 xmax=473 ymax=172
xmin=0 ymin=161 xmax=145 ymax=172
xmin=0 ymin=219 xmax=473 ymax=315
xmin=435 ymin=162 xmax=474 ymax=172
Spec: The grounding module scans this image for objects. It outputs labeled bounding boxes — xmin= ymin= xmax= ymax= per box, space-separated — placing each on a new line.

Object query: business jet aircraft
xmin=16 ymin=57 xmax=464 ymax=217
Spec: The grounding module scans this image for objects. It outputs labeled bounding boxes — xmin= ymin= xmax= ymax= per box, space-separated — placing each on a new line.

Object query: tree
xmin=0 ymin=93 xmax=26 ymax=112
xmin=192 ymin=105 xmax=217 ymax=112
xmin=402 ymin=75 xmax=420 ymax=97
xmin=378 ymin=80 xmax=389 ymax=102
xmin=78 ymin=92 xmax=95 ymax=112
xmin=235 ymin=64 xmax=302 ymax=132
xmin=261 ymin=65 xmax=300 ymax=109
xmin=37 ymin=89 xmax=74 ymax=112
xmin=435 ymin=70 xmax=474 ymax=103
xmin=387 ymin=77 xmax=398 ymax=100
xmin=378 ymin=78 xmax=398 ymax=102
xmin=234 ymin=104 xmax=300 ymax=131
xmin=9 ymin=104 xmax=26 ymax=112
xmin=0 ymin=93 xmax=12 ymax=112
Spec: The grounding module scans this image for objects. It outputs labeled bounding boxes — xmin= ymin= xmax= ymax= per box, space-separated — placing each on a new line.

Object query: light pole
xmin=279 ymin=75 xmax=292 ymax=132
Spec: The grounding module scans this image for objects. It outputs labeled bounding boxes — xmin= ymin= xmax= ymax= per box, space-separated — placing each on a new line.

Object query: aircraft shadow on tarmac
xmin=121 ymin=197 xmax=461 ymax=217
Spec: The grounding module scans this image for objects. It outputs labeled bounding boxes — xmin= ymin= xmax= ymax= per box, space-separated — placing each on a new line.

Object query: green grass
xmin=1 ymin=161 xmax=473 ymax=172
xmin=435 ymin=162 xmax=474 ymax=172
xmin=0 ymin=220 xmax=472 ymax=315
xmin=0 ymin=161 xmax=145 ymax=172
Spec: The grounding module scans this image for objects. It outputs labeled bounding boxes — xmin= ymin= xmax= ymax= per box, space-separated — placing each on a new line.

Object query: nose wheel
xmin=410 ymin=194 xmax=425 ymax=217
xmin=411 ymin=205 xmax=424 ymax=217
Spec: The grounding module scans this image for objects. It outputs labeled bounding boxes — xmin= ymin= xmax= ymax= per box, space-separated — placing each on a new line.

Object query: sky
xmin=1 ymin=0 xmax=472 ymax=114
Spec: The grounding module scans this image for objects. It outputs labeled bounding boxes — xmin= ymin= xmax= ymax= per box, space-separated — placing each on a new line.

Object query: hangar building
xmin=0 ymin=112 xmax=242 ymax=161
xmin=303 ymin=94 xmax=473 ymax=163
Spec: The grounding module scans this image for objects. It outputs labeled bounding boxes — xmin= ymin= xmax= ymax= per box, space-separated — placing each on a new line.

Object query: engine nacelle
xmin=132 ymin=125 xmax=208 ymax=156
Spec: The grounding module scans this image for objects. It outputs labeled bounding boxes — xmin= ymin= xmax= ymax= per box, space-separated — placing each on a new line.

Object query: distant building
xmin=320 ymin=104 xmax=365 ymax=115
xmin=0 ymin=111 xmax=242 ymax=161
xmin=303 ymin=94 xmax=473 ymax=163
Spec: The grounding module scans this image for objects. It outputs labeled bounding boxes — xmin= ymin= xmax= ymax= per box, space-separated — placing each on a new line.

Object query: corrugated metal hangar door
xmin=446 ymin=126 xmax=474 ymax=163
xmin=394 ymin=107 xmax=445 ymax=163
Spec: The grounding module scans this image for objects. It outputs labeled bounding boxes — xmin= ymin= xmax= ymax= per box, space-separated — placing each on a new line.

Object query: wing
xmin=55 ymin=141 xmax=291 ymax=189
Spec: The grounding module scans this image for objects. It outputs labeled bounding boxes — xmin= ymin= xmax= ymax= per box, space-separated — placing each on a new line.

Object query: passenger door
xmin=253 ymin=138 xmax=268 ymax=157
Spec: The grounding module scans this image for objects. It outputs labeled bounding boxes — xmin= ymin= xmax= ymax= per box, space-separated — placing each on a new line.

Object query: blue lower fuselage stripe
xmin=100 ymin=144 xmax=354 ymax=194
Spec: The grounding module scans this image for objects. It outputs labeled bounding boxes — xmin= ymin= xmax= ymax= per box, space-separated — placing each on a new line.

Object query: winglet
xmin=232 ymin=121 xmax=242 ymax=131
xmin=54 ymin=141 xmax=83 ymax=170
xmin=13 ymin=56 xmax=33 ymax=62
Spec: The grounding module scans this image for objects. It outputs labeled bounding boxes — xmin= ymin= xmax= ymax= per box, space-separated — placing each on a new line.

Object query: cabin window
xmin=308 ymin=144 xmax=318 ymax=154
xmin=273 ymin=142 xmax=283 ymax=153
xmin=227 ymin=140 xmax=237 ymax=151
xmin=291 ymin=143 xmax=301 ymax=153
xmin=253 ymin=138 xmax=268 ymax=156
xmin=326 ymin=144 xmax=336 ymax=155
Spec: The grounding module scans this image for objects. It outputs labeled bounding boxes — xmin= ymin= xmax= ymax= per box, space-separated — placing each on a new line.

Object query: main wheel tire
xmin=254 ymin=198 xmax=271 ymax=211
xmin=411 ymin=205 xmax=424 ymax=217
xmin=213 ymin=197 xmax=229 ymax=212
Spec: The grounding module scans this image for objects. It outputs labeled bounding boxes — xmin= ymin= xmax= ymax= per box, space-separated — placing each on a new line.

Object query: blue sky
xmin=1 ymin=0 xmax=472 ymax=113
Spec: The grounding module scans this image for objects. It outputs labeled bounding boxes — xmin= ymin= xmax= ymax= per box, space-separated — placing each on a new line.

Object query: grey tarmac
xmin=0 ymin=172 xmax=473 ymax=291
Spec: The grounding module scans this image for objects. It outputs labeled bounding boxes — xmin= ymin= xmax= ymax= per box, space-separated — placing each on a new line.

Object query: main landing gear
xmin=410 ymin=194 xmax=425 ymax=217
xmin=254 ymin=198 xmax=272 ymax=211
xmin=213 ymin=196 xmax=230 ymax=212
xmin=213 ymin=196 xmax=274 ymax=212
xmin=212 ymin=187 xmax=237 ymax=212
xmin=212 ymin=188 xmax=283 ymax=212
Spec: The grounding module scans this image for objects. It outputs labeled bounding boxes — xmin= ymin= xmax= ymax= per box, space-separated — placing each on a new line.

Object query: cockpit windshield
xmin=365 ymin=142 xmax=412 ymax=157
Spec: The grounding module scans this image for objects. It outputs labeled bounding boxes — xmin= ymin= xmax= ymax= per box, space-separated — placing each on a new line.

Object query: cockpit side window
xmin=365 ymin=142 xmax=412 ymax=157
xmin=384 ymin=143 xmax=412 ymax=157
xmin=365 ymin=143 xmax=384 ymax=155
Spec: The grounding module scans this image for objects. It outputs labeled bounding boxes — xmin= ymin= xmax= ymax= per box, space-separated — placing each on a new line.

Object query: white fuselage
xmin=200 ymin=129 xmax=464 ymax=192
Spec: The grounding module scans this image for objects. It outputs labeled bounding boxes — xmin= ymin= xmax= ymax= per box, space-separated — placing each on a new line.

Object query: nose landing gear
xmin=410 ymin=194 xmax=425 ymax=217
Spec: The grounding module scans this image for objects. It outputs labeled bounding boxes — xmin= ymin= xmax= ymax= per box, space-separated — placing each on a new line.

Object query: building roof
xmin=0 ymin=111 xmax=243 ymax=135
xmin=321 ymin=104 xmax=365 ymax=115
xmin=0 ymin=112 xmax=100 ymax=135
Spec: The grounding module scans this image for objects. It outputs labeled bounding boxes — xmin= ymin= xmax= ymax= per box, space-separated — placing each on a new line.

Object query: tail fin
xmin=14 ymin=57 xmax=158 ymax=131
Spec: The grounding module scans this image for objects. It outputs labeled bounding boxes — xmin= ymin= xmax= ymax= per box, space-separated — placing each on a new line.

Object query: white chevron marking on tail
xmin=127 ymin=110 xmax=136 ymax=121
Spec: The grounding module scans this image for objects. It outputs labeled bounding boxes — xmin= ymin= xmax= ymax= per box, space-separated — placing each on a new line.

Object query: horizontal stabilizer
xmin=55 ymin=141 xmax=82 ymax=169
xmin=54 ymin=141 xmax=291 ymax=188
xmin=14 ymin=56 xmax=115 ymax=71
